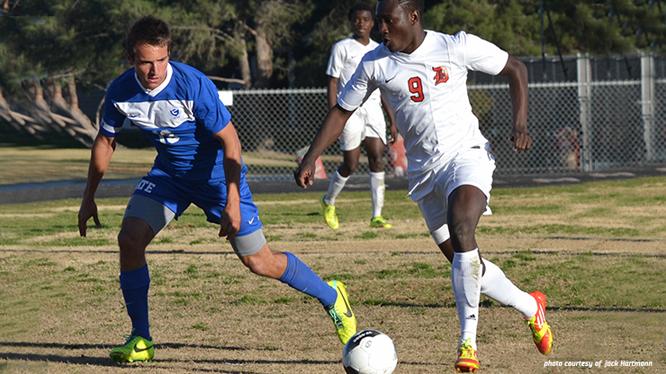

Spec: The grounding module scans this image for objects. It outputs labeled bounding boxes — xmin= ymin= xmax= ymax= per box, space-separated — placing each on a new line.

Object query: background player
xmin=78 ymin=16 xmax=356 ymax=363
xmin=320 ymin=3 xmax=397 ymax=230
xmin=296 ymin=0 xmax=552 ymax=372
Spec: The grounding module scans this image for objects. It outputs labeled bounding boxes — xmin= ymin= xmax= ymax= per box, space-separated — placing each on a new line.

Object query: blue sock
xmin=119 ymin=265 xmax=151 ymax=340
xmin=279 ymin=252 xmax=337 ymax=308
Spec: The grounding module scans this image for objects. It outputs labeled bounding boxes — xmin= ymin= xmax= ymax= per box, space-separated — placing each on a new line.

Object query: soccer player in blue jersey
xmin=77 ymin=16 xmax=356 ymax=363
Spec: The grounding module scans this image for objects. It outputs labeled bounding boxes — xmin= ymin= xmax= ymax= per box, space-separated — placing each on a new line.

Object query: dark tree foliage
xmin=1 ymin=0 xmax=664 ymax=90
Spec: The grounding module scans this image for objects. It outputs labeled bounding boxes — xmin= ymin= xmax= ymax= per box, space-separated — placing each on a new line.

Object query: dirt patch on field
xmin=2 ymin=234 xmax=665 ymax=257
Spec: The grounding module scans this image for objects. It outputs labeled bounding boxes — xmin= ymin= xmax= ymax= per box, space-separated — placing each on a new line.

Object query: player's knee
xmin=117 ymin=230 xmax=143 ymax=252
xmin=242 ymin=254 xmax=272 ymax=277
xmin=368 ymin=157 xmax=384 ymax=172
xmin=449 ymin=220 xmax=476 ymax=248
xmin=345 ymin=159 xmax=360 ymax=173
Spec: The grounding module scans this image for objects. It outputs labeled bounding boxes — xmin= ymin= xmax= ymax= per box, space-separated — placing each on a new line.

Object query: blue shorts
xmin=131 ymin=168 xmax=263 ymax=237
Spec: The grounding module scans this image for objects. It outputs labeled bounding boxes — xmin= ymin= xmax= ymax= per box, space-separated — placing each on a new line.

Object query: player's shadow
xmin=0 ymin=248 xmax=237 ymax=255
xmin=0 ymin=341 xmax=340 ymax=372
xmin=0 ymin=351 xmax=117 ymax=367
xmin=0 ymin=351 xmax=263 ymax=373
xmin=0 ymin=341 xmax=255 ymax=351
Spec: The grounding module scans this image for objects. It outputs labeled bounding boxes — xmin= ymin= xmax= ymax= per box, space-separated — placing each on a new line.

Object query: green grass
xmin=0 ymin=145 xmax=336 ymax=185
xmin=478 ymin=224 xmax=641 ymax=237
xmin=2 ymin=176 xmax=665 ymax=247
xmin=1 ymin=177 xmax=665 ymax=354
xmin=0 ymin=245 xmax=470 ymax=319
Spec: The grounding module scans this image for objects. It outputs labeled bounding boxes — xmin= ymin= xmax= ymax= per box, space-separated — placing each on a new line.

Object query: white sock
xmin=369 ymin=171 xmax=385 ymax=218
xmin=480 ymin=258 xmax=538 ymax=318
xmin=452 ymin=249 xmax=482 ymax=350
xmin=323 ymin=171 xmax=348 ymax=205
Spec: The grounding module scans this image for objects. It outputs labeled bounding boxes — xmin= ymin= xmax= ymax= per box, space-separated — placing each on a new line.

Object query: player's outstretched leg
xmin=271 ymin=251 xmax=357 ymax=344
xmin=478 ymin=258 xmax=553 ymax=354
xmin=438 ymin=240 xmax=554 ymax=355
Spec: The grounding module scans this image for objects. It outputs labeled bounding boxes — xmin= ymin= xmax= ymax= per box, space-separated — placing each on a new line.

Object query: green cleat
xmin=321 ymin=196 xmax=340 ymax=230
xmin=109 ymin=335 xmax=154 ymax=363
xmin=326 ymin=280 xmax=357 ymax=344
xmin=370 ymin=215 xmax=392 ymax=229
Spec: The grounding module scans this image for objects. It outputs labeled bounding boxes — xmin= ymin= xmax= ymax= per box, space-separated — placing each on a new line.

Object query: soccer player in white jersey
xmin=320 ymin=3 xmax=397 ymax=230
xmin=296 ymin=0 xmax=553 ymax=372
xmin=78 ymin=16 xmax=357 ymax=363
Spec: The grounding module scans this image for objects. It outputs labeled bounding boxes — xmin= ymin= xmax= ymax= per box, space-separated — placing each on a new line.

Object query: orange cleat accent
xmin=455 ymin=339 xmax=480 ymax=372
xmin=527 ymin=291 xmax=553 ymax=355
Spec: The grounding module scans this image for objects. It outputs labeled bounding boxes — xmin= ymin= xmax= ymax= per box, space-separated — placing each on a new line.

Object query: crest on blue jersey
xmin=170 ymin=108 xmax=180 ymax=117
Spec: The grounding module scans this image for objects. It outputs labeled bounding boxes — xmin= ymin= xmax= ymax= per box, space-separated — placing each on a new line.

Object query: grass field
xmin=0 ymin=145 xmax=342 ymax=185
xmin=1 ymin=176 xmax=665 ymax=373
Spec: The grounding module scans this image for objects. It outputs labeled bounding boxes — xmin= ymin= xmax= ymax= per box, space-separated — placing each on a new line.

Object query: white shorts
xmin=339 ymin=101 xmax=387 ymax=151
xmin=416 ymin=144 xmax=496 ymax=245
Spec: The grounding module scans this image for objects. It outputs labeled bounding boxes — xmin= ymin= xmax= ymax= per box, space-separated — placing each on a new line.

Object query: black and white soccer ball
xmin=342 ymin=329 xmax=398 ymax=374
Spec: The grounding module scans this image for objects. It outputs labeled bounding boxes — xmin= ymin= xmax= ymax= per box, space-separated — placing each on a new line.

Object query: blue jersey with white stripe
xmin=101 ymin=61 xmax=238 ymax=182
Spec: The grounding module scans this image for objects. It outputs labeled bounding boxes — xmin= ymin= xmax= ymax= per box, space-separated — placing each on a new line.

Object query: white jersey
xmin=326 ymin=36 xmax=382 ymax=106
xmin=337 ymin=30 xmax=508 ymax=199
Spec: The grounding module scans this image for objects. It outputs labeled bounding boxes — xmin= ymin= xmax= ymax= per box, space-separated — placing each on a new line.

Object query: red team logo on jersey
xmin=408 ymin=66 xmax=450 ymax=102
xmin=432 ymin=66 xmax=449 ymax=85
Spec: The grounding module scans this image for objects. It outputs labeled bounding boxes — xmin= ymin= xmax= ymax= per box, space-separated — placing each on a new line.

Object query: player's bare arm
xmin=214 ymin=123 xmax=242 ymax=238
xmin=326 ymin=76 xmax=339 ymax=109
xmin=380 ymin=96 xmax=397 ymax=144
xmin=78 ymin=133 xmax=116 ymax=236
xmin=500 ymin=55 xmax=531 ymax=151
xmin=295 ymin=105 xmax=354 ymax=188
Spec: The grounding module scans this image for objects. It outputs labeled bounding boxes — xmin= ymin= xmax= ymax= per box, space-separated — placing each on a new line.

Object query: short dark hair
xmin=125 ymin=16 xmax=171 ymax=60
xmin=348 ymin=3 xmax=374 ymax=21
xmin=398 ymin=0 xmax=424 ymax=13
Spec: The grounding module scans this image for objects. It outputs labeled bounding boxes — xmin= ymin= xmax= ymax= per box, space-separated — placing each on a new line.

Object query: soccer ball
xmin=342 ymin=329 xmax=398 ymax=374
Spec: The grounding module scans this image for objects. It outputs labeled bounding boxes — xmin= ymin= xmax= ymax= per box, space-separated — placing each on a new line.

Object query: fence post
xmin=641 ymin=54 xmax=655 ymax=162
xmin=577 ymin=53 xmax=593 ymax=171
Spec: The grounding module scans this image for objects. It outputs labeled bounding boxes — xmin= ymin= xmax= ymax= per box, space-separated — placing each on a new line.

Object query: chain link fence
xmin=229 ymin=54 xmax=666 ymax=182
xmin=229 ymin=88 xmax=328 ymax=181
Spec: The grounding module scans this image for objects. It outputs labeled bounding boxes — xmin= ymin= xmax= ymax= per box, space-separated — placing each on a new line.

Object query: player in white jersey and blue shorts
xmin=77 ymin=16 xmax=357 ymax=363
xmin=320 ymin=3 xmax=397 ymax=230
xmin=296 ymin=1 xmax=553 ymax=372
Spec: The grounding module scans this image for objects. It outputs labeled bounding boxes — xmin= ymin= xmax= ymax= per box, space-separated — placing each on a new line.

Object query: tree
xmin=543 ymin=0 xmax=665 ymax=54
xmin=424 ymin=0 xmax=546 ymax=56
xmin=291 ymin=0 xmax=372 ymax=87
xmin=2 ymin=0 xmax=665 ymax=148
xmin=0 ymin=0 xmax=146 ymax=145
xmin=233 ymin=0 xmax=314 ymax=88
xmin=157 ymin=0 xmax=314 ymax=88
xmin=423 ymin=0 xmax=666 ymax=56
xmin=164 ymin=0 xmax=248 ymax=86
